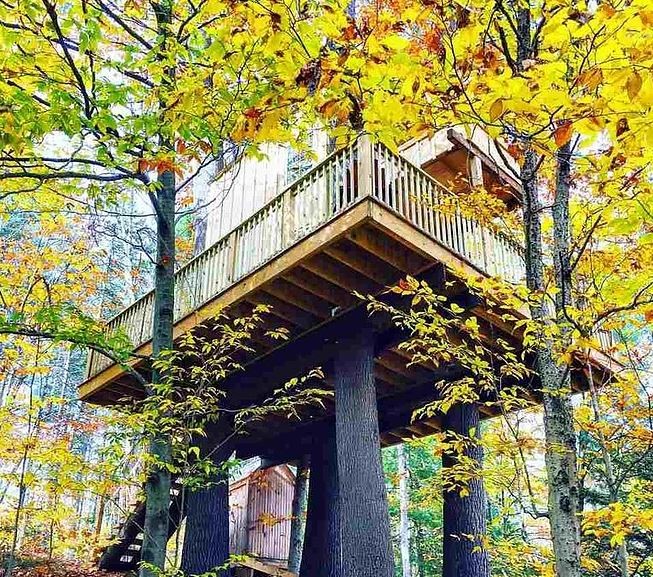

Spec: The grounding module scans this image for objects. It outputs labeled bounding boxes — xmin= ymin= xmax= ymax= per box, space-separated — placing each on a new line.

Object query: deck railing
xmin=86 ymin=136 xmax=527 ymax=378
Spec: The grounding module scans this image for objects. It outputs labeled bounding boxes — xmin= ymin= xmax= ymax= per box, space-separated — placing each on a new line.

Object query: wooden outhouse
xmin=229 ymin=465 xmax=296 ymax=568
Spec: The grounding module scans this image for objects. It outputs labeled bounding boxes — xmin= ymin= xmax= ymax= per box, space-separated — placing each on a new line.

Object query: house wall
xmin=229 ymin=465 xmax=296 ymax=565
xmin=229 ymin=477 xmax=251 ymax=556
xmin=201 ymin=133 xmax=331 ymax=251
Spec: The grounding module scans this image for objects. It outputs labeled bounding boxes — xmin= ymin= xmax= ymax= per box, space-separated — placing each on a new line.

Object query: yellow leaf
xmin=489 ymin=98 xmax=504 ymax=122
xmin=626 ymin=71 xmax=642 ymax=100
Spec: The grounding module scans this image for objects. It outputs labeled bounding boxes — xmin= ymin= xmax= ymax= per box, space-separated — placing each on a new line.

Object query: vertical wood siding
xmin=229 ymin=466 xmax=296 ymax=565
xmin=204 ymin=135 xmax=330 ymax=250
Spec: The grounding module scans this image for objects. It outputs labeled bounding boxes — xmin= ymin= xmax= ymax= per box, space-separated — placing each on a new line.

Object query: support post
xmin=441 ymin=403 xmax=489 ymax=577
xmin=300 ymin=426 xmax=340 ymax=577
xmin=181 ymin=421 xmax=233 ymax=576
xmin=356 ymin=134 xmax=373 ymax=199
xmin=334 ymin=326 xmax=394 ymax=577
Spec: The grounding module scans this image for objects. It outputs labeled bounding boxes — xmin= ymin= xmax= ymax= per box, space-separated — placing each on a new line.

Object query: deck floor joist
xmin=79 ymin=197 xmax=616 ymax=449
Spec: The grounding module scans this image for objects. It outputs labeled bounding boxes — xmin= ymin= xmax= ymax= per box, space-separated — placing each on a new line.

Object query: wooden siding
xmin=246 ymin=467 xmax=295 ymax=564
xmin=230 ymin=477 xmax=251 ymax=556
xmin=229 ymin=466 xmax=296 ymax=565
xmin=203 ymin=134 xmax=331 ymax=248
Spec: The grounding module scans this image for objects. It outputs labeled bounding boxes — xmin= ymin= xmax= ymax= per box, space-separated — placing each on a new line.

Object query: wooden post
xmin=281 ymin=190 xmax=296 ymax=248
xmin=356 ymin=134 xmax=373 ymax=199
xmin=441 ymin=403 xmax=489 ymax=577
xmin=300 ymin=426 xmax=340 ymax=577
xmin=333 ymin=325 xmax=394 ymax=577
xmin=181 ymin=421 xmax=234 ymax=576
xmin=468 ymin=155 xmax=484 ymax=188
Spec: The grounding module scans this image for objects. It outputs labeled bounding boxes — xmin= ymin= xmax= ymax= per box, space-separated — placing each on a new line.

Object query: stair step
xmin=113 ymin=561 xmax=138 ymax=571
xmin=100 ymin=476 xmax=183 ymax=572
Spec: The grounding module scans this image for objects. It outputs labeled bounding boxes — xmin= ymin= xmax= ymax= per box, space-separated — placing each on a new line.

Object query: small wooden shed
xmin=229 ymin=464 xmax=296 ymax=567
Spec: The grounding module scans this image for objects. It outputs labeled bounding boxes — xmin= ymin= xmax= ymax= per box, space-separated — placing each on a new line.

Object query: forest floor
xmin=0 ymin=558 xmax=123 ymax=577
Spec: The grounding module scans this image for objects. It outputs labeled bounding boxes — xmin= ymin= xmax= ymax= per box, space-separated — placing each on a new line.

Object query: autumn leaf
xmin=489 ymin=99 xmax=504 ymax=122
xmin=626 ymin=71 xmax=642 ymax=100
xmin=577 ymin=67 xmax=603 ymax=91
xmin=553 ymin=121 xmax=573 ymax=147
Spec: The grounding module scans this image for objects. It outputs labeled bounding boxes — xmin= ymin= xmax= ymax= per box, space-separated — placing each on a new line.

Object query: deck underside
xmin=79 ymin=198 xmax=614 ymax=451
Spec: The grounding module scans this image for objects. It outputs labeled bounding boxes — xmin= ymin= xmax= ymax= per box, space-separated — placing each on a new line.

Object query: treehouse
xmin=82 ymin=127 xmax=615 ymax=577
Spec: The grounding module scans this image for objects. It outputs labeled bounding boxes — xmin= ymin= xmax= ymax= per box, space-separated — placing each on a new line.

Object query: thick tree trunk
xmin=140 ymin=167 xmax=176 ymax=577
xmin=397 ymin=444 xmax=412 ymax=577
xmin=441 ymin=403 xmax=489 ymax=577
xmin=300 ymin=426 xmax=340 ymax=577
xmin=288 ymin=455 xmax=310 ymax=574
xmin=181 ymin=424 xmax=233 ymax=576
xmin=520 ymin=145 xmax=581 ymax=577
xmin=334 ymin=326 xmax=394 ymax=577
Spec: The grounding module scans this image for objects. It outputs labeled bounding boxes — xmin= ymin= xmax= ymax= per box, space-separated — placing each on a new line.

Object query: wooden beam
xmin=347 ymin=226 xmax=429 ymax=274
xmin=237 ymin=558 xmax=296 ymax=577
xmin=302 ymin=253 xmax=380 ymax=296
xmin=244 ymin=291 xmax=320 ymax=330
xmin=323 ymin=239 xmax=399 ymax=286
xmin=262 ymin=279 xmax=333 ymax=318
xmin=285 ymin=267 xmax=358 ymax=309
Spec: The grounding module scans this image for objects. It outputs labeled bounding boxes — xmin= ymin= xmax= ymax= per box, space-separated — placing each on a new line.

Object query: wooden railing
xmin=85 ymin=136 xmax=527 ymax=379
xmin=369 ymin=142 xmax=525 ymax=284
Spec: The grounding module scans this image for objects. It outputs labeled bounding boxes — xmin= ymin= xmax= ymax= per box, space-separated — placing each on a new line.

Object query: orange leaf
xmin=553 ymin=121 xmax=573 ymax=148
xmin=577 ymin=67 xmax=603 ymax=91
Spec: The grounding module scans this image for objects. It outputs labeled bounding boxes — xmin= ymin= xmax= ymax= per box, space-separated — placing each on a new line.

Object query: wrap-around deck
xmin=81 ymin=134 xmax=613 ymax=410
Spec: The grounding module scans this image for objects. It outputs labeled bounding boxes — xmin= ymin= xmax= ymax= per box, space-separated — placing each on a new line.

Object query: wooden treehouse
xmin=83 ymin=127 xmax=615 ymax=577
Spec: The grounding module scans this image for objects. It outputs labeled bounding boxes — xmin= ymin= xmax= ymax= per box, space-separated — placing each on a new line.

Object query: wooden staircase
xmin=99 ymin=479 xmax=184 ymax=571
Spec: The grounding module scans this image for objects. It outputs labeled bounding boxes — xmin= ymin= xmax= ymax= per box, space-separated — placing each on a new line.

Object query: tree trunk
xmin=334 ymin=326 xmax=394 ymax=577
xmin=519 ymin=143 xmax=582 ymax=577
xmin=300 ymin=426 xmax=340 ymax=577
xmin=397 ymin=444 xmax=412 ymax=577
xmin=441 ymin=403 xmax=489 ymax=577
xmin=140 ymin=166 xmax=176 ymax=577
xmin=288 ymin=454 xmax=310 ymax=574
xmin=181 ymin=425 xmax=233 ymax=576
xmin=95 ymin=494 xmax=106 ymax=536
